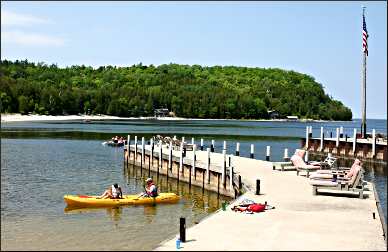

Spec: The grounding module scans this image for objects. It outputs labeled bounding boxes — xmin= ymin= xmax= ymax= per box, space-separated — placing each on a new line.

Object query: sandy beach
xmin=1 ymin=113 xmax=189 ymax=123
xmin=1 ymin=113 xmax=327 ymax=123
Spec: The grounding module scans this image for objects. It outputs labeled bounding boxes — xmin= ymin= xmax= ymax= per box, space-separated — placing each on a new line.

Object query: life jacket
xmin=111 ymin=185 xmax=121 ymax=198
xmin=146 ymin=183 xmax=158 ymax=197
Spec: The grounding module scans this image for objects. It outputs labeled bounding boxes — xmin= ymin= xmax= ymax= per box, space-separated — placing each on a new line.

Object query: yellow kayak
xmin=64 ymin=193 xmax=180 ymax=207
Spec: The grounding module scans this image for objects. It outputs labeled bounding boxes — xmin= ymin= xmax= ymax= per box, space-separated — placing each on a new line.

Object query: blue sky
xmin=1 ymin=1 xmax=387 ymax=119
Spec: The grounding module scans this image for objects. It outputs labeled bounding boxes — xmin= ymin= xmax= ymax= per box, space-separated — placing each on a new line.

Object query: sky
xmin=1 ymin=1 xmax=387 ymax=119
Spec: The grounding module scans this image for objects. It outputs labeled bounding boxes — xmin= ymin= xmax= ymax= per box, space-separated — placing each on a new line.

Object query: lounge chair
xmin=290 ymin=149 xmax=322 ymax=177
xmin=309 ymin=165 xmax=364 ymax=198
xmin=309 ymin=155 xmax=337 ymax=169
xmin=309 ymin=159 xmax=361 ymax=180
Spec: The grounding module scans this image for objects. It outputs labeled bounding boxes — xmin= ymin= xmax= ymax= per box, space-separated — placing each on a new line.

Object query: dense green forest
xmin=0 ymin=59 xmax=352 ymax=120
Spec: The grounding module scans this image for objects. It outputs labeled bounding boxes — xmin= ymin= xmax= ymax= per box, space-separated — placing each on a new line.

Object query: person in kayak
xmin=97 ymin=183 xmax=123 ymax=199
xmin=140 ymin=178 xmax=158 ymax=197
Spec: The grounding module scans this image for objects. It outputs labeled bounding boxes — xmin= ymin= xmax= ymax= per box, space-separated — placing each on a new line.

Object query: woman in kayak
xmin=97 ymin=183 xmax=123 ymax=199
xmin=139 ymin=178 xmax=158 ymax=197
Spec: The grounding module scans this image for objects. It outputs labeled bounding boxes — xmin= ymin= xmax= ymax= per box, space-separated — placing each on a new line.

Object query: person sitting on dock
xmin=97 ymin=183 xmax=123 ymax=199
xmin=139 ymin=178 xmax=158 ymax=198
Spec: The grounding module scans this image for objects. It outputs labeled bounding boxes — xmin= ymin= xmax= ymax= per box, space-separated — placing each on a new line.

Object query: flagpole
xmin=361 ymin=6 xmax=367 ymax=139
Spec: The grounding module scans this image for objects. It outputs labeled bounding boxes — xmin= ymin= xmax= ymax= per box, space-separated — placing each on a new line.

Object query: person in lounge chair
xmin=310 ymin=159 xmax=362 ymax=180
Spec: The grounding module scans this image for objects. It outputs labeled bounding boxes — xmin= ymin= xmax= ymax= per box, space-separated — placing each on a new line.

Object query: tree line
xmin=0 ymin=59 xmax=352 ymax=120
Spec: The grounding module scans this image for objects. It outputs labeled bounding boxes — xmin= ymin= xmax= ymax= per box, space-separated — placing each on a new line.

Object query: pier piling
xmin=211 ymin=140 xmax=215 ymax=152
xmin=134 ymin=136 xmax=138 ymax=164
xmin=256 ymin=179 xmax=260 ymax=195
xmin=284 ymin=148 xmax=289 ymax=161
xmin=200 ymin=138 xmax=204 ymax=151
xmin=180 ymin=217 xmax=186 ymax=242
xmin=306 ymin=126 xmax=309 ymax=149
xmin=250 ymin=144 xmax=254 ymax=159
xmin=320 ymin=127 xmax=324 ymax=151
xmin=236 ymin=142 xmax=240 ymax=156
xmin=192 ymin=144 xmax=196 ymax=180
xmin=206 ymin=148 xmax=210 ymax=183
xmin=222 ymin=150 xmax=226 ymax=187
xmin=266 ymin=146 xmax=271 ymax=161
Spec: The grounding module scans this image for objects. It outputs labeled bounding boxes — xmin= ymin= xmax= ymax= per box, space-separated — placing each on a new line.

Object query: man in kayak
xmin=139 ymin=178 xmax=158 ymax=197
xmin=97 ymin=183 xmax=123 ymax=199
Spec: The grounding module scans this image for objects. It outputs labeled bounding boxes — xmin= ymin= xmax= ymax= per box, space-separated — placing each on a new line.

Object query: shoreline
xmin=1 ymin=113 xmax=343 ymax=123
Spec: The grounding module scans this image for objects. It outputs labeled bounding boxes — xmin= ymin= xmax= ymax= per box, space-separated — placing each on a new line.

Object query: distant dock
xmin=302 ymin=126 xmax=387 ymax=163
xmin=122 ymin=135 xmax=386 ymax=251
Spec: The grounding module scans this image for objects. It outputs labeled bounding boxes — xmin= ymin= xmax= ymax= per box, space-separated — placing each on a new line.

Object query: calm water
xmin=1 ymin=118 xmax=386 ymax=250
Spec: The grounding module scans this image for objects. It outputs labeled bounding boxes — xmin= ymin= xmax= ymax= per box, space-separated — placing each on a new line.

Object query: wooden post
xmin=266 ymin=146 xmax=270 ymax=161
xmin=336 ymin=128 xmax=340 ymax=147
xmin=169 ymin=141 xmax=172 ymax=172
xmin=141 ymin=137 xmax=145 ymax=175
xmin=353 ymin=128 xmax=357 ymax=155
xmin=320 ymin=126 xmax=324 ymax=152
xmin=151 ymin=138 xmax=154 ymax=167
xmin=340 ymin=126 xmax=344 ymax=138
xmin=223 ymin=141 xmax=227 ymax=151
xmin=149 ymin=138 xmax=153 ymax=177
xmin=182 ymin=136 xmax=185 ymax=144
xmin=222 ymin=150 xmax=226 ymax=187
xmin=179 ymin=217 xmax=186 ymax=242
xmin=179 ymin=142 xmax=184 ymax=173
xmin=202 ymin=167 xmax=205 ymax=192
xmin=256 ymin=179 xmax=260 ymax=195
xmin=206 ymin=147 xmax=210 ymax=183
xmin=309 ymin=126 xmax=313 ymax=138
xmin=372 ymin=129 xmax=376 ymax=157
xmin=159 ymin=140 xmax=162 ymax=172
xmin=127 ymin=135 xmax=130 ymax=167
xmin=192 ymin=144 xmax=196 ymax=179
xmin=191 ymin=137 xmax=195 ymax=145
xmin=200 ymin=138 xmax=204 ymax=151
xmin=217 ymin=173 xmax=220 ymax=197
xmin=229 ymin=159 xmax=233 ymax=192
xmin=236 ymin=142 xmax=240 ymax=156
xmin=284 ymin=148 xmax=289 ymax=161
xmin=211 ymin=140 xmax=215 ymax=152
xmin=306 ymin=126 xmax=309 ymax=149
xmin=250 ymin=144 xmax=254 ymax=159
xmin=304 ymin=150 xmax=309 ymax=162
xmin=134 ymin=136 xmax=138 ymax=164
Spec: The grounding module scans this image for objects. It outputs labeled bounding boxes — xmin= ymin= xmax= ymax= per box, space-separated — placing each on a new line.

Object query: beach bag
xmin=247 ymin=203 xmax=266 ymax=213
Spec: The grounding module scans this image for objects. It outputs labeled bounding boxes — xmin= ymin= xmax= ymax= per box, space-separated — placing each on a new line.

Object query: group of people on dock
xmin=111 ymin=136 xmax=125 ymax=144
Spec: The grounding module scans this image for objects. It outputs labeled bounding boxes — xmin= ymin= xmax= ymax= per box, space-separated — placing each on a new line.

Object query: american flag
xmin=362 ymin=10 xmax=369 ymax=56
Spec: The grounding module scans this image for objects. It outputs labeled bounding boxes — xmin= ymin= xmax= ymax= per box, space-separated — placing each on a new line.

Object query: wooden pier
xmin=122 ymin=135 xmax=386 ymax=251
xmin=153 ymin=150 xmax=386 ymax=251
xmin=124 ymin=137 xmax=244 ymax=198
xmin=302 ymin=126 xmax=387 ymax=163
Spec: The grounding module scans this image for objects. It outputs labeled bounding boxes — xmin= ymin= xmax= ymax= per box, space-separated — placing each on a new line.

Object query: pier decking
xmin=150 ymin=147 xmax=386 ymax=251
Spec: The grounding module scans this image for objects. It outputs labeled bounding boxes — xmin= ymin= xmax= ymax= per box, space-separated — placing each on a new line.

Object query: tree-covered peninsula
xmin=0 ymin=59 xmax=352 ymax=120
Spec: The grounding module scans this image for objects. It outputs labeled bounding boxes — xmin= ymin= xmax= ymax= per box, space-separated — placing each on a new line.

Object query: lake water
xmin=1 ymin=118 xmax=386 ymax=250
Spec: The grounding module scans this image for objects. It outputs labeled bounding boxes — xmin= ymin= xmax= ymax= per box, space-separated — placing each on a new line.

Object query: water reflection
xmin=124 ymin=162 xmax=231 ymax=215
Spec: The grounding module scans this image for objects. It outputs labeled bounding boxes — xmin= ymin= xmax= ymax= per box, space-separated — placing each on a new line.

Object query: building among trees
xmin=154 ymin=108 xmax=170 ymax=118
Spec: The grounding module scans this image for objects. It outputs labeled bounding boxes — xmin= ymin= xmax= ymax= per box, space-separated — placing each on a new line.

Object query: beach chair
xmin=309 ymin=159 xmax=361 ymax=180
xmin=290 ymin=150 xmax=322 ymax=177
xmin=309 ymin=165 xmax=365 ymax=199
xmin=309 ymin=155 xmax=337 ymax=169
